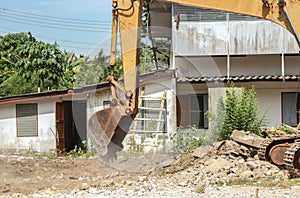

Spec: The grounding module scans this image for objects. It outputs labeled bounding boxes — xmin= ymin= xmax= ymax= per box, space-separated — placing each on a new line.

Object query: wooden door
xmin=176 ymin=95 xmax=190 ymax=127
xmin=55 ymin=102 xmax=65 ymax=153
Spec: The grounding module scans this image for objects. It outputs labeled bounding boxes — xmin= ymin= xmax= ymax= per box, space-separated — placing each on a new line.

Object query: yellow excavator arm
xmin=89 ymin=0 xmax=300 ymax=160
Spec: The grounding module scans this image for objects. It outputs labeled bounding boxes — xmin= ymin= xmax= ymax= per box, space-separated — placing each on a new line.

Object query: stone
xmin=213 ymin=141 xmax=226 ymax=150
xmin=204 ymin=158 xmax=217 ymax=166
xmin=138 ymin=176 xmax=147 ymax=182
xmin=240 ymin=170 xmax=253 ymax=178
xmin=193 ymin=145 xmax=214 ymax=158
xmin=237 ymin=158 xmax=245 ymax=164
xmin=81 ymin=183 xmax=89 ymax=190
xmin=206 ymin=158 xmax=231 ymax=174
xmin=246 ymin=161 xmax=258 ymax=170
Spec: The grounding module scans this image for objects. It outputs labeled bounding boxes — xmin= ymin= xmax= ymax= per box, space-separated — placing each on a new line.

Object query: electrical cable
xmin=0 ymin=25 xmax=103 ymax=46
xmin=0 ymin=11 xmax=111 ymax=29
xmin=0 ymin=7 xmax=110 ymax=24
xmin=0 ymin=17 xmax=110 ymax=33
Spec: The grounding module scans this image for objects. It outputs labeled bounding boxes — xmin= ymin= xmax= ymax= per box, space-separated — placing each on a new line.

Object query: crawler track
xmin=284 ymin=141 xmax=300 ymax=177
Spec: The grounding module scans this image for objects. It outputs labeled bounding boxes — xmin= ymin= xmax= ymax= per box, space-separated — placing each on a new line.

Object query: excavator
xmin=88 ymin=0 xmax=300 ymax=172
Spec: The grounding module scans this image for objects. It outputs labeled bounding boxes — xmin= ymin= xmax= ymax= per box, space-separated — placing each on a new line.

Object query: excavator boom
xmin=89 ymin=0 xmax=300 ymax=161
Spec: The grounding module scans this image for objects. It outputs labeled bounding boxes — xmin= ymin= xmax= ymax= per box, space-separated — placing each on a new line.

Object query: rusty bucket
xmin=88 ymin=106 xmax=133 ymax=160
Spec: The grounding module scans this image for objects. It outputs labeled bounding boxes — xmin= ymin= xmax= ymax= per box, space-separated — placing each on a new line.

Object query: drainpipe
xmin=281 ymin=52 xmax=285 ymax=82
xmin=226 ymin=13 xmax=230 ymax=81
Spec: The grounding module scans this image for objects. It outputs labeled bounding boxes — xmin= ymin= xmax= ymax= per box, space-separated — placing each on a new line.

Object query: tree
xmin=0 ymin=32 xmax=75 ymax=96
xmin=75 ymin=49 xmax=124 ymax=87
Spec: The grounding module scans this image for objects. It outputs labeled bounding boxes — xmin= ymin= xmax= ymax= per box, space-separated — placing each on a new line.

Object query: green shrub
xmin=170 ymin=126 xmax=206 ymax=153
xmin=207 ymin=84 xmax=268 ymax=141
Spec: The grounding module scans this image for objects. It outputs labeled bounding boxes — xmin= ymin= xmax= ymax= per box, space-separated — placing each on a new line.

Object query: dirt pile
xmin=0 ymin=140 xmax=298 ymax=197
xmin=149 ymin=140 xmax=289 ymax=188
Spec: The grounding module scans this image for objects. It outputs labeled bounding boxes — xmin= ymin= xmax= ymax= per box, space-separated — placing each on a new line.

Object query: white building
xmin=149 ymin=2 xmax=300 ymax=132
xmin=0 ymin=2 xmax=299 ymax=153
xmin=0 ymin=71 xmax=173 ymax=153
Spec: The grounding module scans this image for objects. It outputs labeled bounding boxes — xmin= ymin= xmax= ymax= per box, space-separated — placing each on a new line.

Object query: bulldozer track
xmin=258 ymin=139 xmax=273 ymax=161
xmin=258 ymin=136 xmax=300 ymax=171
xmin=284 ymin=141 xmax=300 ymax=177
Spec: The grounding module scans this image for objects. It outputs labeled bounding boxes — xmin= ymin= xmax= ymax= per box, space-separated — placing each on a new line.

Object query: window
xmin=282 ymin=93 xmax=300 ymax=127
xmin=177 ymin=94 xmax=208 ymax=128
xmin=16 ymin=104 xmax=38 ymax=137
xmin=190 ymin=94 xmax=208 ymax=128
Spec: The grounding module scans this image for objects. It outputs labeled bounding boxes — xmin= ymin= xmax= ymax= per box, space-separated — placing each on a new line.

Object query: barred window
xmin=16 ymin=104 xmax=38 ymax=137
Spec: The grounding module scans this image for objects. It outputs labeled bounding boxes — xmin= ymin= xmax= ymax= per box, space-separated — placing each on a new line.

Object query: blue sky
xmin=0 ymin=0 xmax=113 ymax=57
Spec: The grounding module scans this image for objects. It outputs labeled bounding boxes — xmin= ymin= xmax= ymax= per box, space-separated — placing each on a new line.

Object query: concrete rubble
xmin=1 ymin=139 xmax=300 ymax=198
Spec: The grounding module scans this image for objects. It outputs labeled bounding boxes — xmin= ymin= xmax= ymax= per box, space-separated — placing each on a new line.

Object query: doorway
xmin=56 ymin=100 xmax=87 ymax=153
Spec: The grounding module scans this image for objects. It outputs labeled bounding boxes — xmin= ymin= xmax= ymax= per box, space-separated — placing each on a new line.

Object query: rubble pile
xmin=158 ymin=140 xmax=290 ymax=187
xmin=1 ymin=139 xmax=299 ymax=197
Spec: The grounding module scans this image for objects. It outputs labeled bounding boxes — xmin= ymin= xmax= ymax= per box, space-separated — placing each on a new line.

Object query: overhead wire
xmin=0 ymin=7 xmax=112 ymax=53
xmin=0 ymin=16 xmax=111 ymax=33
xmin=0 ymin=10 xmax=111 ymax=29
xmin=0 ymin=26 xmax=111 ymax=51
xmin=0 ymin=7 xmax=111 ymax=24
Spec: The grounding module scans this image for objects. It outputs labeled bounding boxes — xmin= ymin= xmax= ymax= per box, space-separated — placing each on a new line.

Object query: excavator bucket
xmin=88 ymin=106 xmax=133 ymax=160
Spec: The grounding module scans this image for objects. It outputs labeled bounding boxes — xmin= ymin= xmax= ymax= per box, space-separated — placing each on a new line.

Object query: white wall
xmin=230 ymin=55 xmax=281 ymax=76
xmin=174 ymin=21 xmax=299 ymax=55
xmin=141 ymin=77 xmax=177 ymax=135
xmin=0 ymin=99 xmax=57 ymax=153
xmin=177 ymin=81 xmax=299 ymax=131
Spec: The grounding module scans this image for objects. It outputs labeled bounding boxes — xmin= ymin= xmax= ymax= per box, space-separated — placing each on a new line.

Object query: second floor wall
xmin=174 ymin=20 xmax=299 ymax=55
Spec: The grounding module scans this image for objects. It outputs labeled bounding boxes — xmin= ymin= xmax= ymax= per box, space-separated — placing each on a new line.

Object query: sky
xmin=0 ymin=0 xmax=113 ymax=57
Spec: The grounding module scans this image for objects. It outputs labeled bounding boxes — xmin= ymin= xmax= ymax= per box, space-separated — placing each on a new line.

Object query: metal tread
xmin=284 ymin=142 xmax=300 ymax=177
xmin=258 ymin=139 xmax=272 ymax=161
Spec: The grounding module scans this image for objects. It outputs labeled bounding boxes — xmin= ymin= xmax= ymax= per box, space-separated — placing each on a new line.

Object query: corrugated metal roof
xmin=177 ymin=75 xmax=299 ymax=83
xmin=0 ymin=70 xmax=175 ymax=105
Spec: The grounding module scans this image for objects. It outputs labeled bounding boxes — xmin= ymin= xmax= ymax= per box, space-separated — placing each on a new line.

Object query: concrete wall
xmin=176 ymin=56 xmax=227 ymax=77
xmin=141 ymin=76 xmax=177 ymax=135
xmin=174 ymin=21 xmax=299 ymax=55
xmin=285 ymin=56 xmax=300 ymax=75
xmin=230 ymin=55 xmax=281 ymax=76
xmin=0 ymin=99 xmax=57 ymax=153
xmin=177 ymin=81 xmax=299 ymax=131
xmin=86 ymin=77 xmax=177 ymax=152
xmin=176 ymin=54 xmax=300 ymax=78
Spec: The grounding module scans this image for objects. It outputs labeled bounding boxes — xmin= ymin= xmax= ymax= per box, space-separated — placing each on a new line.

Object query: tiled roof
xmin=177 ymin=75 xmax=299 ymax=82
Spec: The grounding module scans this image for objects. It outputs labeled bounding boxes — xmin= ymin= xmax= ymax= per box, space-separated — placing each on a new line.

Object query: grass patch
xmin=151 ymin=153 xmax=194 ymax=176
xmin=194 ymin=184 xmax=206 ymax=193
xmin=216 ymin=177 xmax=300 ymax=188
xmin=195 ymin=177 xmax=300 ymax=194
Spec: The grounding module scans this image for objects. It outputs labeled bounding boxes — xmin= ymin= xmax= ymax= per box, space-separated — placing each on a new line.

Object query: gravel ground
xmin=1 ymin=140 xmax=300 ymax=198
xmin=8 ymin=182 xmax=300 ymax=198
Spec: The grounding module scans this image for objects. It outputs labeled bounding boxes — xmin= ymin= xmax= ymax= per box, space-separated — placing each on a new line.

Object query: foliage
xmin=32 ymin=152 xmax=57 ymax=159
xmin=0 ymin=32 xmax=75 ymax=96
xmin=278 ymin=125 xmax=296 ymax=134
xmin=215 ymin=176 xmax=299 ymax=188
xmin=194 ymin=184 xmax=206 ymax=193
xmin=206 ymin=84 xmax=268 ymax=141
xmin=75 ymin=50 xmax=123 ymax=86
xmin=140 ymin=46 xmax=156 ymax=74
xmin=170 ymin=126 xmax=206 ymax=153
xmin=128 ymin=134 xmax=145 ymax=153
xmin=66 ymin=141 xmax=94 ymax=158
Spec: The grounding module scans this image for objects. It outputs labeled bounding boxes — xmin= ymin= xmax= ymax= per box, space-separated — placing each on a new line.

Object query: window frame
xmin=16 ymin=103 xmax=38 ymax=137
xmin=189 ymin=94 xmax=208 ymax=129
xmin=281 ymin=92 xmax=300 ymax=127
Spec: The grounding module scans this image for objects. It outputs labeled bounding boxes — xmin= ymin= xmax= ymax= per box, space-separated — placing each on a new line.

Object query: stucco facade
xmin=0 ymin=99 xmax=58 ymax=153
